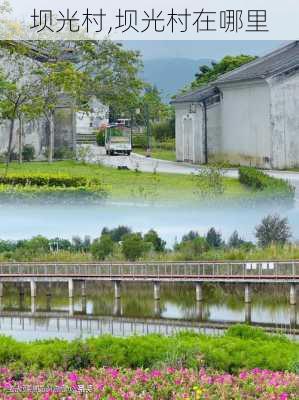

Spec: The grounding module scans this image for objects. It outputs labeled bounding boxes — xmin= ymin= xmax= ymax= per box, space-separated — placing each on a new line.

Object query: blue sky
xmin=123 ymin=41 xmax=287 ymax=60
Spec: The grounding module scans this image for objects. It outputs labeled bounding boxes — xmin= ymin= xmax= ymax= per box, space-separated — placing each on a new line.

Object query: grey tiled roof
xmin=171 ymin=86 xmax=218 ymax=104
xmin=216 ymin=41 xmax=299 ymax=84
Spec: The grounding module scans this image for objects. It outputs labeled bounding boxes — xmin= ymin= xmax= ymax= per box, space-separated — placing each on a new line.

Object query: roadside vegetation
xmin=239 ymin=167 xmax=295 ymax=201
xmin=0 ymin=214 xmax=297 ymax=262
xmin=0 ymin=162 xmax=294 ymax=203
xmin=0 ymin=161 xmax=248 ymax=202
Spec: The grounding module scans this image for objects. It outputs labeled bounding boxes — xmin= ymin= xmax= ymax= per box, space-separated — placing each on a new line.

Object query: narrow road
xmin=78 ymin=144 xmax=299 ymax=195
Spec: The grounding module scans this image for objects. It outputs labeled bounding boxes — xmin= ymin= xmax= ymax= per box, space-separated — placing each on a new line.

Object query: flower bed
xmin=0 ymin=367 xmax=297 ymax=399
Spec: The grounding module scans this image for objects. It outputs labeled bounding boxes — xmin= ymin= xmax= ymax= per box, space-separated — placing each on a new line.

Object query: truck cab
xmin=105 ymin=121 xmax=132 ymax=156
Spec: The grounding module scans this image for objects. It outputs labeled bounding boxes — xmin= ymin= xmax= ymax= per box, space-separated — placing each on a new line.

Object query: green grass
xmin=0 ymin=161 xmax=249 ymax=201
xmin=134 ymin=148 xmax=177 ymax=162
xmin=0 ymin=325 xmax=297 ymax=373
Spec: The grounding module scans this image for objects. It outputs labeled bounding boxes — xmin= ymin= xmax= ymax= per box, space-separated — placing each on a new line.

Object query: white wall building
xmin=172 ymin=41 xmax=299 ymax=169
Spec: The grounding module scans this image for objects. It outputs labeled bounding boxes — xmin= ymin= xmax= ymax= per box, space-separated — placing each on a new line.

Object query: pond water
xmin=0 ymin=282 xmax=297 ymax=341
xmin=0 ymin=193 xmax=298 ymax=341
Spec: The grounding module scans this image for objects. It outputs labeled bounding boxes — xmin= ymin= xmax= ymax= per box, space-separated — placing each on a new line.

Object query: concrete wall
xmin=217 ymin=80 xmax=272 ymax=168
xmin=268 ymin=71 xmax=299 ymax=169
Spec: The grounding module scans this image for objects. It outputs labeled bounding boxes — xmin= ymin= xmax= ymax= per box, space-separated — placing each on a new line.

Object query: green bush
xmin=54 ymin=146 xmax=75 ymax=160
xmin=132 ymin=134 xmax=148 ymax=149
xmin=22 ymin=145 xmax=35 ymax=162
xmin=156 ymin=138 xmax=175 ymax=151
xmin=96 ymin=131 xmax=105 ymax=146
xmin=239 ymin=167 xmax=295 ymax=199
xmin=122 ymin=233 xmax=150 ymax=261
xmin=0 ymin=326 xmax=297 ymax=373
xmin=0 ymin=173 xmax=95 ymax=188
xmin=91 ymin=235 xmax=114 ymax=260
xmin=152 ymin=120 xmax=175 ymax=140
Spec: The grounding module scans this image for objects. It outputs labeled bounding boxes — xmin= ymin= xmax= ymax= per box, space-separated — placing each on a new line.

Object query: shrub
xmin=194 ymin=165 xmax=224 ymax=197
xmin=91 ymin=235 xmax=114 ymax=260
xmin=54 ymin=146 xmax=75 ymax=160
xmin=96 ymin=130 xmax=105 ymax=146
xmin=239 ymin=166 xmax=295 ymax=199
xmin=0 ymin=326 xmax=298 ymax=373
xmin=152 ymin=119 xmax=175 ymax=140
xmin=175 ymin=236 xmax=210 ymax=259
xmin=132 ymin=134 xmax=148 ymax=149
xmin=0 ymin=173 xmax=93 ymax=187
xmin=156 ymin=138 xmax=175 ymax=151
xmin=122 ymin=233 xmax=150 ymax=261
xmin=22 ymin=145 xmax=35 ymax=161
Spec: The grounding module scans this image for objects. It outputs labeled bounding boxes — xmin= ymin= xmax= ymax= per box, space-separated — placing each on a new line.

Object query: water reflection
xmin=0 ymin=282 xmax=297 ymax=341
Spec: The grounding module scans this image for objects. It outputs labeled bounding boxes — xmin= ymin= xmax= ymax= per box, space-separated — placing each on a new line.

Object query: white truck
xmin=105 ymin=120 xmax=132 ymax=156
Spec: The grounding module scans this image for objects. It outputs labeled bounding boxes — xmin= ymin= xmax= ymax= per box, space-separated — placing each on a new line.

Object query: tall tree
xmin=32 ymin=57 xmax=86 ymax=162
xmin=0 ymin=43 xmax=42 ymax=169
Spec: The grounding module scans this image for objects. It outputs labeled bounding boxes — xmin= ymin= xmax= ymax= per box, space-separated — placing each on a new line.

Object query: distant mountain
xmin=141 ymin=58 xmax=213 ymax=103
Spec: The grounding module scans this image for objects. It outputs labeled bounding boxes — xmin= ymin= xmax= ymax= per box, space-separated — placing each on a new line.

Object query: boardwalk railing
xmin=0 ymin=261 xmax=298 ymax=281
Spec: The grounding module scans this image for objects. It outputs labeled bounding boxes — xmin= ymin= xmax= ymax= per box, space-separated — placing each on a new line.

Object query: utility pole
xmin=145 ymin=103 xmax=151 ymax=157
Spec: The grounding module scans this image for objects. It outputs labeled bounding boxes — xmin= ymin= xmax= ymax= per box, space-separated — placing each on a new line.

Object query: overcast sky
xmin=122 ymin=41 xmax=287 ymax=60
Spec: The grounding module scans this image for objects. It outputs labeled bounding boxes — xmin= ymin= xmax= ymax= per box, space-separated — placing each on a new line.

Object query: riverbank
xmin=0 ymin=326 xmax=298 ymax=373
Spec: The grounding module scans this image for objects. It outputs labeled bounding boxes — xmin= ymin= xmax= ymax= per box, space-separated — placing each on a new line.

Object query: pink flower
xmin=68 ymin=372 xmax=78 ymax=383
xmin=151 ymin=370 xmax=161 ymax=378
xmin=279 ymin=394 xmax=288 ymax=400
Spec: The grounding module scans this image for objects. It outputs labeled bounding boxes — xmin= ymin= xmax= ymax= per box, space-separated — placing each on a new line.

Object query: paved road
xmin=78 ymin=144 xmax=299 ymax=194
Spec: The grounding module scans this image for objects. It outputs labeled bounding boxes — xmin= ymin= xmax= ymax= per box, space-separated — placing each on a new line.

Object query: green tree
xmin=181 ymin=231 xmax=200 ymax=242
xmin=71 ymin=236 xmax=91 ymax=252
xmin=0 ymin=44 xmax=42 ymax=168
xmin=176 ymin=236 xmax=210 ymax=259
xmin=16 ymin=236 xmax=50 ymax=259
xmin=182 ymin=55 xmax=257 ymax=92
xmin=73 ymin=40 xmax=144 ymax=116
xmin=206 ymin=228 xmax=224 ymax=248
xmin=122 ymin=233 xmax=149 ymax=261
xmin=101 ymin=226 xmax=132 ymax=243
xmin=255 ymin=214 xmax=291 ymax=247
xmin=144 ymin=229 xmax=166 ymax=252
xmin=228 ymin=231 xmax=245 ymax=248
xmin=33 ymin=41 xmax=88 ymax=162
xmin=91 ymin=235 xmax=114 ymax=260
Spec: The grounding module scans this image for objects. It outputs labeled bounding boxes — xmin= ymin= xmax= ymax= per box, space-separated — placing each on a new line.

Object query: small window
xmin=189 ymin=103 xmax=196 ymax=113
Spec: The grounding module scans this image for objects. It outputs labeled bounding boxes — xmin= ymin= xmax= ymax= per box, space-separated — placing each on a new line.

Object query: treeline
xmin=0 ymin=214 xmax=295 ymax=262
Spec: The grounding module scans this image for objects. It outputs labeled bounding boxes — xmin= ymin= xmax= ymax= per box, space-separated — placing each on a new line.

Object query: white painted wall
xmin=206 ymin=102 xmax=221 ymax=161
xmin=218 ymin=80 xmax=272 ymax=167
xmin=268 ymin=71 xmax=299 ymax=169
